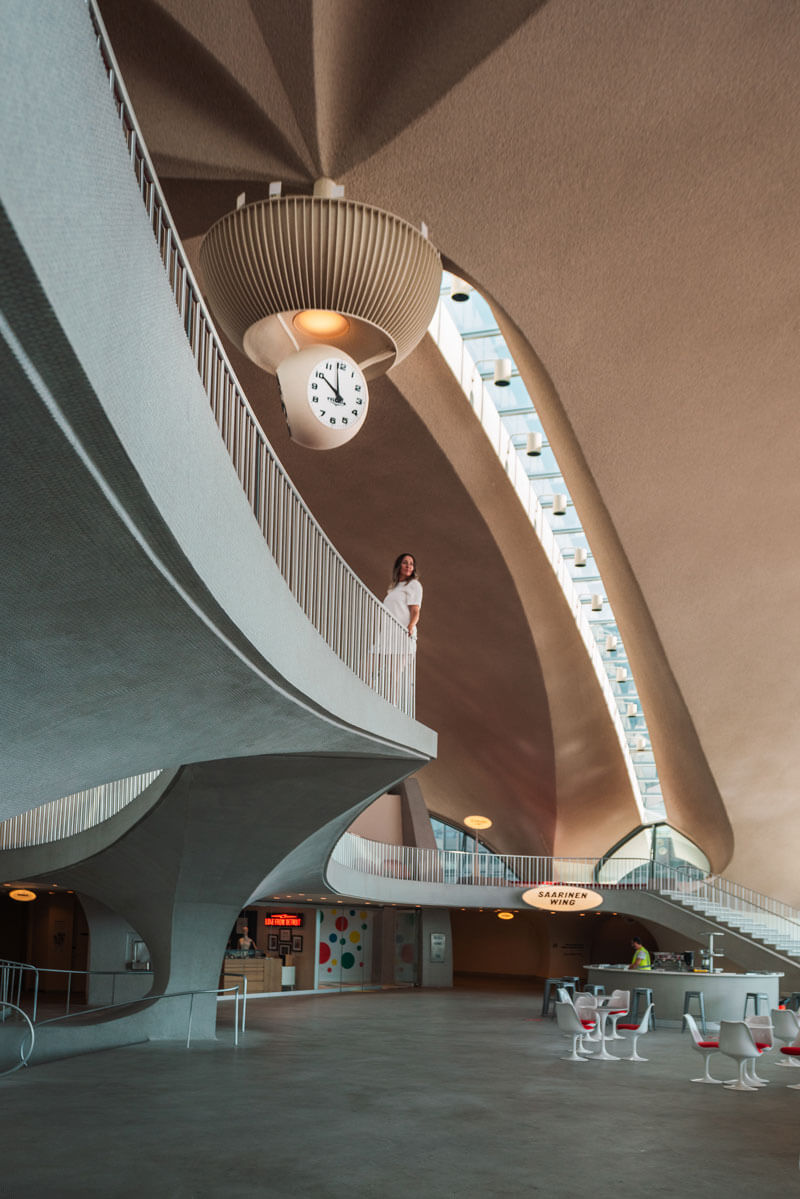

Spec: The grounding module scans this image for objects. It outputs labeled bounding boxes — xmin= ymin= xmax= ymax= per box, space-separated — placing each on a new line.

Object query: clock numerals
xmin=307 ymin=356 xmax=367 ymax=429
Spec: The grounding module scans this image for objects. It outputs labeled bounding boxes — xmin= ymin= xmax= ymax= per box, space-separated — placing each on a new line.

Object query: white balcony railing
xmin=330 ymin=833 xmax=800 ymax=950
xmin=0 ymin=772 xmax=163 ymax=851
xmin=85 ymin=0 xmax=415 ymax=716
xmin=331 ymin=832 xmax=649 ymax=887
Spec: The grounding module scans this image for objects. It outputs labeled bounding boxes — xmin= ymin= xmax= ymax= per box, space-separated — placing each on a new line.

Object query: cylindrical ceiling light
xmin=626 ymin=702 xmax=638 ymax=718
xmin=605 ymin=635 xmax=618 ymax=653
xmin=493 ymin=358 xmax=512 ymax=386
xmin=450 ymin=277 xmax=473 ymax=302
xmin=552 ymin=494 xmax=567 ymax=515
xmin=591 ymin=594 xmax=603 ymax=611
xmin=573 ymin=547 xmax=587 ymax=567
xmin=525 ymin=432 xmax=543 ymax=457
xmin=200 ymin=189 xmax=442 ymax=450
xmin=616 ymin=666 xmax=628 ymax=683
xmin=635 ymin=734 xmax=647 ymax=751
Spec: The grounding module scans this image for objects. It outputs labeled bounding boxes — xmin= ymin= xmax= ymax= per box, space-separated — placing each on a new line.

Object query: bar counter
xmin=585 ymin=965 xmax=783 ymax=1026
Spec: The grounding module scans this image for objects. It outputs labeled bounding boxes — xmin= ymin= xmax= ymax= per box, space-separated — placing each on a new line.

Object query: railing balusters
xmin=82 ymin=0 xmax=414 ymax=717
xmin=328 ymin=833 xmax=800 ymax=948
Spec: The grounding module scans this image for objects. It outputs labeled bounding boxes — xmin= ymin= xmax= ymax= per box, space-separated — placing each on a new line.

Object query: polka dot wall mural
xmin=318 ymin=908 xmax=372 ymax=988
xmin=394 ymin=911 xmax=418 ymax=984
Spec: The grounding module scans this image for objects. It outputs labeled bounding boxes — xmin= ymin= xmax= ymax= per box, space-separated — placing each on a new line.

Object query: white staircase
xmin=656 ymin=872 xmax=800 ymax=961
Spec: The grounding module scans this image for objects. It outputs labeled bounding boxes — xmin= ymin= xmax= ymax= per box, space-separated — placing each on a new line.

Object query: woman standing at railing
xmin=383 ymin=554 xmax=422 ymax=641
xmin=380 ymin=553 xmax=422 ymax=708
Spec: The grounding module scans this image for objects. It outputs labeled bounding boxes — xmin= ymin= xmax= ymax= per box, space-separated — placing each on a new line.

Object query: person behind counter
xmin=629 ymin=936 xmax=651 ymax=970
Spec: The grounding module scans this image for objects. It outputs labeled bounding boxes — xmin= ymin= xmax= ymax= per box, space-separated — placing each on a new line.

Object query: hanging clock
xmin=276 ymin=344 xmax=369 ymax=449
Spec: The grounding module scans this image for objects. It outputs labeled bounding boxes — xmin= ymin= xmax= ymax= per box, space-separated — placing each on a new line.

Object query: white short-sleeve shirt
xmin=383 ymin=579 xmax=423 ymax=637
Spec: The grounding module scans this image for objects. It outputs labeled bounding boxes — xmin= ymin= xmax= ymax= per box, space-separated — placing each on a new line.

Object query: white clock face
xmin=307 ymin=357 xmax=367 ymax=430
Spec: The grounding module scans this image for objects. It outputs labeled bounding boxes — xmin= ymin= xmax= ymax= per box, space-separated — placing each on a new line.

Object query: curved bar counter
xmin=586 ymin=966 xmax=783 ymax=1026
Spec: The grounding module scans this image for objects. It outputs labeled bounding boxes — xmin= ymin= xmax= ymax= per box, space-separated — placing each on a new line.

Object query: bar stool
xmin=541 ymin=978 xmax=563 ymax=1017
xmin=683 ymin=990 xmax=707 ymax=1037
xmin=561 ymin=976 xmax=580 ymax=990
xmin=743 ymin=992 xmax=769 ymax=1017
xmin=583 ymin=984 xmax=606 ymax=996
xmin=559 ymin=980 xmax=577 ymax=999
xmin=631 ymin=987 xmax=656 ymax=1029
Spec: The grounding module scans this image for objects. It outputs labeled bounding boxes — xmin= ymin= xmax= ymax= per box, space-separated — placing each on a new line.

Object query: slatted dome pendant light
xmin=199 ymin=179 xmax=442 ymax=449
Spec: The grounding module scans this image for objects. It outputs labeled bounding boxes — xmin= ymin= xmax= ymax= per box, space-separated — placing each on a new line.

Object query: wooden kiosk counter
xmin=222 ymin=955 xmax=294 ymax=994
xmin=586 ymin=966 xmax=783 ymax=1026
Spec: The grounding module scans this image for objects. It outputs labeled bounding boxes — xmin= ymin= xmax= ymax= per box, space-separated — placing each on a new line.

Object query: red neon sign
xmin=263 ymin=913 xmax=303 ymax=927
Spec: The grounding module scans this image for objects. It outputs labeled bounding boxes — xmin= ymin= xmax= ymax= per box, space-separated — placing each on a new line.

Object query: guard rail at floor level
xmin=0 ymin=1002 xmax=35 ymax=1078
xmin=0 ymin=959 xmax=155 ymax=1024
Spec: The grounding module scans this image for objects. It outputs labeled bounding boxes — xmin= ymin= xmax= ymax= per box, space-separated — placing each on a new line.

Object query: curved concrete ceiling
xmin=197 ymin=313 xmax=643 ymax=860
xmin=96 ymin=1 xmax=800 ymax=899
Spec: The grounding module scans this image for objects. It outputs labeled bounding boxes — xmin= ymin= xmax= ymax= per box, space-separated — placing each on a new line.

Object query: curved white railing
xmin=330 ymin=833 xmax=800 ymax=949
xmin=85 ymin=0 xmax=415 ymax=716
xmin=0 ymin=772 xmax=163 ymax=852
xmin=331 ymin=832 xmax=648 ymax=887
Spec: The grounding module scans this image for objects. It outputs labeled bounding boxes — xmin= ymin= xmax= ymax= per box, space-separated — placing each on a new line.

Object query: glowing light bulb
xmin=293 ymin=309 xmax=350 ymax=338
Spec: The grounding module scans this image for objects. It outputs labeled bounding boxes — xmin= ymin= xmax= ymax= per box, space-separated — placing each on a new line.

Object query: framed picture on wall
xmin=267 ymin=933 xmax=279 ymax=952
xmin=279 ymin=928 xmax=291 ymax=943
xmin=291 ymin=934 xmax=303 ymax=953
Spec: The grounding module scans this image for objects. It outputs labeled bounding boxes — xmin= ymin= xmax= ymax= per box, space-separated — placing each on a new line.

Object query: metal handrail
xmin=1 ymin=960 xmax=39 ymax=1023
xmin=0 ymin=1002 xmax=35 ymax=1077
xmin=0 ymin=771 xmax=163 ymax=851
xmin=36 ymin=984 xmax=244 ymax=1050
xmin=85 ymin=0 xmax=415 ymax=715
xmin=217 ymin=971 xmax=249 ymax=1032
xmin=330 ymin=833 xmax=800 ymax=942
xmin=0 ymin=959 xmax=156 ymax=1024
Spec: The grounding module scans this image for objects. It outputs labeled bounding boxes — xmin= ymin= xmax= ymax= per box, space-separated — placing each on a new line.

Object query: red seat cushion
xmin=580 ymin=1020 xmax=596 ymax=1028
xmin=754 ymin=1042 xmax=771 ymax=1050
xmin=608 ymin=1008 xmax=626 ymax=1014
xmin=781 ymin=1046 xmax=800 ymax=1056
xmin=616 ymin=1023 xmax=639 ymax=1030
xmin=697 ymin=1041 xmax=719 ymax=1049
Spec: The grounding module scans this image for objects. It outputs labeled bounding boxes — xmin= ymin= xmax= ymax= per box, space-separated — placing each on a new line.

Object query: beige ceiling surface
xmin=98 ymin=0 xmax=800 ymax=899
xmin=177 ymin=241 xmax=644 ymax=860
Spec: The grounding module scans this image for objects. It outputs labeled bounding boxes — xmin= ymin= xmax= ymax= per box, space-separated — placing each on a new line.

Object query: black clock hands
xmin=321 ymin=372 xmax=345 ymax=404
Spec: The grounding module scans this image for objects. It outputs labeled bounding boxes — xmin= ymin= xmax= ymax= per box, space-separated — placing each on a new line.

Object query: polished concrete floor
xmin=2 ymin=982 xmax=798 ymax=1198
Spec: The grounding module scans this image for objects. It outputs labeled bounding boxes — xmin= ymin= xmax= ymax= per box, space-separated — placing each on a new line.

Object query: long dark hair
xmin=391 ymin=553 xmax=418 ymax=588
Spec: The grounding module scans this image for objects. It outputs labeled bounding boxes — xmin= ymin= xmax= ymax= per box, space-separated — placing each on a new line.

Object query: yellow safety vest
xmin=631 ymin=946 xmax=651 ymax=969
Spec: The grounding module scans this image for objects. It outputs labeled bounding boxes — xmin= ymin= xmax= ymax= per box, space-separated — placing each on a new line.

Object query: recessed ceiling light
xmin=293 ymin=309 xmax=350 ymax=338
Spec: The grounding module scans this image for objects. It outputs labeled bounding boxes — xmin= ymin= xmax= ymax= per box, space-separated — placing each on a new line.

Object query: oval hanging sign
xmin=521 ymin=885 xmax=603 ymax=911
